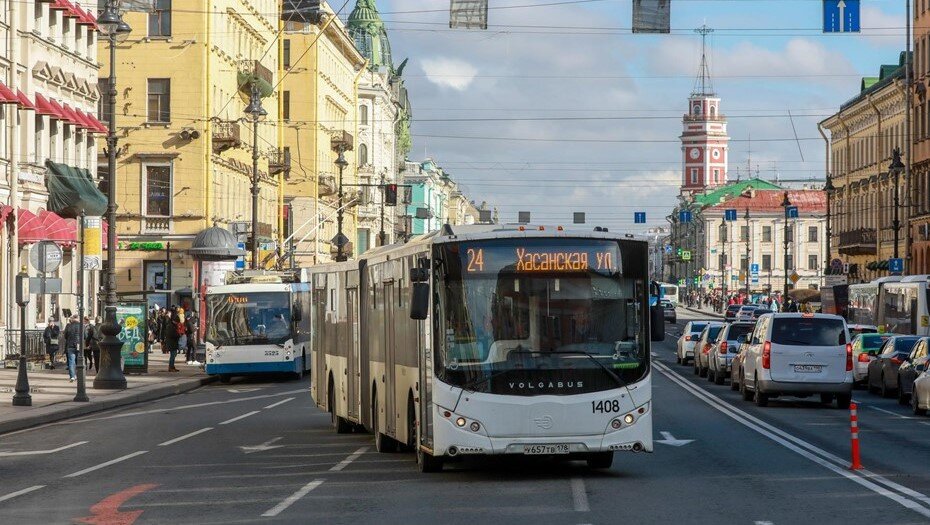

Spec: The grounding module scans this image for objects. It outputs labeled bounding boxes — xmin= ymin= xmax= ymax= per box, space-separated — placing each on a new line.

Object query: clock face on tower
xmin=689 ymin=148 xmax=701 ymax=160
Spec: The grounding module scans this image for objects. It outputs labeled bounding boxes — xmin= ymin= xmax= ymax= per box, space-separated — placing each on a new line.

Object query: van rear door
xmin=768 ymin=317 xmax=848 ymax=383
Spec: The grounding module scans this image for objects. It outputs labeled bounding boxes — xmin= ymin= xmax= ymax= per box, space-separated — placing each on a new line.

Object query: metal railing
xmin=838 ymin=228 xmax=877 ymax=256
xmin=3 ymin=330 xmax=46 ymax=361
xmin=212 ymin=121 xmax=242 ymax=153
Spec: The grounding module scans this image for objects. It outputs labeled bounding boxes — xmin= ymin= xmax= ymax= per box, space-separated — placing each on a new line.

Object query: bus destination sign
xmin=461 ymin=242 xmax=620 ymax=276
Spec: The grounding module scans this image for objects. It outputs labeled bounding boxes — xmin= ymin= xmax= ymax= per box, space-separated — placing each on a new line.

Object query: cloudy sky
xmin=357 ymin=0 xmax=905 ymax=231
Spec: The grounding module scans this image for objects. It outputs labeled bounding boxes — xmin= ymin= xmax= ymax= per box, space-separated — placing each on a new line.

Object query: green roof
xmin=690 ymin=178 xmax=782 ymax=209
xmin=347 ymin=0 xmax=393 ymax=71
xmin=860 ymin=77 xmax=879 ymax=91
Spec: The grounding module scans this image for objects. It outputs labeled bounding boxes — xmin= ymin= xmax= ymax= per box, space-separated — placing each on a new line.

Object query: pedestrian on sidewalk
xmin=43 ymin=318 xmax=61 ymax=369
xmin=163 ymin=308 xmax=182 ymax=373
xmin=83 ymin=316 xmax=95 ymax=372
xmin=184 ymin=314 xmax=198 ymax=365
xmin=63 ymin=315 xmax=82 ymax=382
xmin=89 ymin=317 xmax=102 ymax=372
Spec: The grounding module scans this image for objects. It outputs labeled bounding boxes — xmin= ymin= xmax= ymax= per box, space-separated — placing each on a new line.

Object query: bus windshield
xmin=205 ymin=292 xmax=292 ymax=346
xmin=434 ymin=238 xmax=648 ymax=396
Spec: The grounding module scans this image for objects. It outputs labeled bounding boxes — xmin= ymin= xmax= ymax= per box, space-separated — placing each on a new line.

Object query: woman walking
xmin=162 ymin=308 xmax=182 ymax=372
xmin=43 ymin=319 xmax=61 ymax=369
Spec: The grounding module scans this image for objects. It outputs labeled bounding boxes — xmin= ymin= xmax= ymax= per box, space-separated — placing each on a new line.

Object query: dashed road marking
xmin=329 ymin=446 xmax=368 ymax=472
xmin=0 ymin=441 xmax=88 ymax=457
xmin=64 ymin=451 xmax=149 ymax=478
xmin=0 ymin=485 xmax=45 ymax=503
xmin=219 ymin=410 xmax=261 ymax=425
xmin=866 ymin=405 xmax=918 ymax=419
xmin=570 ymin=478 xmax=589 ymax=512
xmin=261 ymin=479 xmax=325 ymax=517
xmin=264 ymin=397 xmax=295 ymax=410
xmin=158 ymin=427 xmax=213 ymax=447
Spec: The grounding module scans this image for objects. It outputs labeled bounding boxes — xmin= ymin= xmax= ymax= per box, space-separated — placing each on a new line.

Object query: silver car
xmin=912 ymin=368 xmax=930 ymax=416
xmin=676 ymin=321 xmax=709 ymax=365
xmin=707 ymin=321 xmax=756 ymax=385
xmin=693 ymin=322 xmax=725 ymax=378
xmin=738 ymin=313 xmax=853 ymax=409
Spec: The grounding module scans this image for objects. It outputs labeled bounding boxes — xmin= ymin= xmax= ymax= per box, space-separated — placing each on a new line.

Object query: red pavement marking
xmin=74 ymin=483 xmax=158 ymax=525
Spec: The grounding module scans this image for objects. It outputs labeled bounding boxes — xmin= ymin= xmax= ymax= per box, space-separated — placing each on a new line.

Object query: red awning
xmin=73 ymin=109 xmax=93 ymax=129
xmin=46 ymin=98 xmax=68 ymax=122
xmin=84 ymin=112 xmax=108 ymax=134
xmin=49 ymin=0 xmax=70 ymax=10
xmin=0 ymin=205 xmax=12 ymax=222
xmin=0 ymin=82 xmax=17 ymax=105
xmin=17 ymin=209 xmax=48 ymax=244
xmin=34 ymin=93 xmax=57 ymax=117
xmin=38 ymin=210 xmax=76 ymax=245
xmin=61 ymin=103 xmax=83 ymax=127
xmin=16 ymin=90 xmax=36 ymax=110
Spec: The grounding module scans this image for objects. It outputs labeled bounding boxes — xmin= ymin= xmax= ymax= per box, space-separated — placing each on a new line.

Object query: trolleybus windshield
xmin=205 ymin=292 xmax=292 ymax=346
xmin=435 ymin=238 xmax=648 ymax=395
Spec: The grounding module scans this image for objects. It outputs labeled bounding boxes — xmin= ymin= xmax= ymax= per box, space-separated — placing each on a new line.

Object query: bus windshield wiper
xmin=456 ymin=367 xmax=516 ymax=393
xmin=543 ymin=350 xmax=625 ymax=388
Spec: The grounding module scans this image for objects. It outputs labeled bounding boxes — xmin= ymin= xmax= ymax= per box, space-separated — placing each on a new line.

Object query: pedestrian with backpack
xmin=43 ymin=319 xmax=61 ymax=369
xmin=163 ymin=308 xmax=182 ymax=372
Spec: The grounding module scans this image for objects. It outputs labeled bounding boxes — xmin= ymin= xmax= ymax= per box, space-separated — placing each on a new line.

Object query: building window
xmin=690 ymin=168 xmax=698 ymax=184
xmin=762 ymin=254 xmax=772 ymax=271
xmin=147 ymin=79 xmax=170 ymax=123
xmin=808 ymin=226 xmax=818 ymax=242
xmin=808 ymin=254 xmax=818 ymax=270
xmin=49 ymin=120 xmax=58 ymax=162
xmin=144 ymin=261 xmax=169 ymax=291
xmin=34 ymin=115 xmax=43 ymax=164
xmin=34 ymin=0 xmax=43 ymax=31
xmin=360 ymin=104 xmax=368 ymax=125
xmin=149 ymin=0 xmax=171 ymax=37
xmin=740 ymin=225 xmax=749 ymax=242
xmin=283 ymin=90 xmax=290 ymax=120
xmin=283 ymin=39 xmax=290 ymax=69
xmin=143 ymin=163 xmax=172 ymax=216
xmin=359 ymin=143 xmax=368 ymax=166
xmin=713 ymin=169 xmax=719 ymax=183
xmin=762 ymin=225 xmax=772 ymax=242
xmin=63 ymin=126 xmax=71 ymax=164
xmin=786 ymin=254 xmax=794 ymax=270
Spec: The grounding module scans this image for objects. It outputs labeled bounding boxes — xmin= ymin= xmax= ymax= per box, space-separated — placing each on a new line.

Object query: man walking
xmin=63 ymin=315 xmax=82 ymax=382
xmin=43 ymin=318 xmax=61 ymax=369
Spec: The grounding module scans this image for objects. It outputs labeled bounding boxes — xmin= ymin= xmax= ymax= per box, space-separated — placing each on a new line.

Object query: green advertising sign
xmin=117 ymin=302 xmax=148 ymax=374
xmin=682 ymin=250 xmax=692 ymax=261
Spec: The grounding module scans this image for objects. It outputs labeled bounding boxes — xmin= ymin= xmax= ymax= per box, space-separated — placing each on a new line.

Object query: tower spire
xmin=693 ymin=24 xmax=715 ymax=96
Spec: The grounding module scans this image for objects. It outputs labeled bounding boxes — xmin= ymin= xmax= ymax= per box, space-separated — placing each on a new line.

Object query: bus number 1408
xmin=592 ymin=399 xmax=621 ymax=414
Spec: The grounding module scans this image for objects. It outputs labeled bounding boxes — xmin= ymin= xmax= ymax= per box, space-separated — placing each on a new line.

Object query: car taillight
xmin=762 ymin=341 xmax=771 ymax=369
xmin=891 ymin=356 xmax=903 ymax=366
xmin=846 ymin=343 xmax=853 ymax=371
xmin=719 ymin=341 xmax=728 ymax=355
xmin=685 ymin=335 xmax=691 ymax=341
xmin=857 ymin=353 xmax=871 ymax=363
xmin=703 ymin=343 xmax=712 ymax=354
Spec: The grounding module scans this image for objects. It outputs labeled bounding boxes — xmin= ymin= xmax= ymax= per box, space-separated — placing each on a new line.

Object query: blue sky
xmin=366 ymin=0 xmax=906 ymax=231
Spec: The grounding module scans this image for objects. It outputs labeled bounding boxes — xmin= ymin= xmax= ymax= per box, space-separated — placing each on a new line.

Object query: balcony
xmin=142 ymin=217 xmax=171 ymax=235
xmin=268 ymin=148 xmax=291 ymax=175
xmin=212 ymin=122 xmax=241 ymax=153
xmin=838 ymin=228 xmax=877 ymax=256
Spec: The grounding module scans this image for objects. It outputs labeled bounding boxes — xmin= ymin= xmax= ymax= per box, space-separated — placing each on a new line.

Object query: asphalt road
xmin=2 ymin=308 xmax=930 ymax=524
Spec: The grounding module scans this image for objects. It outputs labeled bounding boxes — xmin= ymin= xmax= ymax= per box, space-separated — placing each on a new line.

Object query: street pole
xmin=892 ymin=148 xmax=902 ymax=260
xmin=782 ymin=192 xmax=792 ymax=309
xmin=378 ymin=172 xmax=386 ymax=246
xmin=74 ymin=211 xmax=89 ymax=402
xmin=744 ymin=208 xmax=750 ymax=299
xmin=245 ymin=82 xmax=266 ymax=270
xmin=825 ymin=177 xmax=834 ymax=275
xmin=95 ymin=5 xmax=131 ymax=390
xmin=335 ymin=148 xmax=348 ymax=262
xmin=721 ymin=218 xmax=727 ymax=305
xmin=905 ymin=0 xmax=912 ymax=271
xmin=12 ymin=270 xmax=31 ymax=406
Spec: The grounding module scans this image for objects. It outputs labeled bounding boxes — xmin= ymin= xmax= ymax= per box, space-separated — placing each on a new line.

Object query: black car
xmin=867 ymin=336 xmax=922 ymax=398
xmin=896 ymin=337 xmax=930 ymax=405
xmin=724 ymin=304 xmax=741 ymax=322
xmin=661 ymin=300 xmax=677 ymax=323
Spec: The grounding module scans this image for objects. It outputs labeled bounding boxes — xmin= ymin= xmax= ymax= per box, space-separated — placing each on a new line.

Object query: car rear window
xmin=690 ymin=323 xmax=707 ymax=334
xmin=727 ymin=324 xmax=754 ymax=341
xmin=860 ymin=334 xmax=891 ymax=350
xmin=771 ymin=318 xmax=847 ymax=346
xmin=708 ymin=326 xmax=723 ymax=339
xmin=851 ymin=327 xmax=878 ymax=335
xmin=894 ymin=338 xmax=921 ymax=352
xmin=727 ymin=305 xmax=741 ymax=312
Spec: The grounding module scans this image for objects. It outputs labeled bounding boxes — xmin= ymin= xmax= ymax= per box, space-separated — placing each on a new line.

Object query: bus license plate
xmin=794 ymin=365 xmax=822 ymax=373
xmin=523 ymin=444 xmax=570 ymax=455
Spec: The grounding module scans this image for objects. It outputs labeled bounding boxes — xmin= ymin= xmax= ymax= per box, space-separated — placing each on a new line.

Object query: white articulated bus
xmin=847 ymin=276 xmax=903 ymax=327
xmin=308 ymin=224 xmax=665 ymax=472
xmin=203 ymin=271 xmax=311 ymax=382
xmin=877 ymin=275 xmax=930 ymax=336
xmin=659 ymin=282 xmax=680 ymax=306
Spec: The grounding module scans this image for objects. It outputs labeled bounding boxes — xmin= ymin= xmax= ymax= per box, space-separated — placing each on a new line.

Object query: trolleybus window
xmin=435 ymin=238 xmax=648 ymax=395
xmin=205 ymin=292 xmax=292 ymax=346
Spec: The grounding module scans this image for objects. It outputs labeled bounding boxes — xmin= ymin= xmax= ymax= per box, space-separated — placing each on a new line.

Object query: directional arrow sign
xmin=823 ymin=0 xmax=860 ymax=33
xmin=656 ymin=431 xmax=694 ymax=447
xmin=240 ymin=437 xmax=284 ymax=454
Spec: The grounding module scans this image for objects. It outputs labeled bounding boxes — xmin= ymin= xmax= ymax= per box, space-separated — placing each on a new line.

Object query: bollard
xmin=849 ymin=401 xmax=863 ymax=470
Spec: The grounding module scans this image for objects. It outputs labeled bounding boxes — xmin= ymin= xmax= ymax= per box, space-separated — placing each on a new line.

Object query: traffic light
xmin=385 ymin=184 xmax=398 ymax=206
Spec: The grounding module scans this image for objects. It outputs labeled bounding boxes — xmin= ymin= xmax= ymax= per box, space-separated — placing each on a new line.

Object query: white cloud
xmin=420 ymin=57 xmax=478 ymax=91
xmin=861 ymin=6 xmax=905 ymax=46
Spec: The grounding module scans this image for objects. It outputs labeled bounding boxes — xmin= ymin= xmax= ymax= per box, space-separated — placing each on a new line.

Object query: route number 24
xmin=591 ymin=399 xmax=621 ymax=414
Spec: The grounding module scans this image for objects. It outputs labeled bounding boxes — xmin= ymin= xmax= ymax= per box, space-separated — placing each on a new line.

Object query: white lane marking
xmin=654 ymin=361 xmax=930 ymax=518
xmin=570 ymin=478 xmax=589 ymax=512
xmin=261 ymin=479 xmax=325 ymax=517
xmin=866 ymin=405 xmax=917 ymax=419
xmin=0 ymin=441 xmax=88 ymax=457
xmin=63 ymin=451 xmax=149 ymax=478
xmin=241 ymin=437 xmax=285 ymax=454
xmin=0 ymin=485 xmax=45 ymax=503
xmin=158 ymin=427 xmax=213 ymax=447
xmin=329 ymin=446 xmax=368 ymax=472
xmin=655 ymin=431 xmax=694 ymax=447
xmin=755 ymin=521 xmax=774 ymax=525
xmin=219 ymin=410 xmax=261 ymax=425
xmin=264 ymin=397 xmax=295 ymax=410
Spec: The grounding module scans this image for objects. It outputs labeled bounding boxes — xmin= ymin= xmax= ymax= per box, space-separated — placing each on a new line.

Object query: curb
xmin=0 ymin=375 xmax=217 ymax=435
xmin=683 ymin=306 xmax=724 ymax=319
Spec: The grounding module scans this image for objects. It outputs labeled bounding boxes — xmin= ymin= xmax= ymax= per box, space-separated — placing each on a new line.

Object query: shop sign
xmin=117 ymin=302 xmax=148 ymax=374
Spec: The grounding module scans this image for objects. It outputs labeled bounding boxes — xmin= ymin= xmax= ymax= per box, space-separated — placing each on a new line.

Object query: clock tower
xmin=681 ymin=25 xmax=729 ymax=194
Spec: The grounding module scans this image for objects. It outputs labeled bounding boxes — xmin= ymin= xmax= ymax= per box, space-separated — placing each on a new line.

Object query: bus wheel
xmin=417 ymin=446 xmax=444 ymax=473
xmin=219 ymin=374 xmax=231 ymax=384
xmin=586 ymin=452 xmax=614 ymax=469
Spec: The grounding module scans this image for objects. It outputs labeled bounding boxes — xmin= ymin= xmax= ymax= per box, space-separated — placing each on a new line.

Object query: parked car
xmin=693 ymin=322 xmax=726 ymax=377
xmin=676 ymin=321 xmax=709 ymax=365
xmin=911 ymin=368 xmax=930 ymax=415
xmin=724 ymin=304 xmax=742 ymax=322
xmin=738 ymin=313 xmax=853 ymax=409
xmin=736 ymin=305 xmax=760 ymax=322
xmin=850 ymin=333 xmax=893 ymax=385
xmin=708 ymin=321 xmax=756 ymax=385
xmin=749 ymin=308 xmax=766 ymax=321
xmin=866 ymin=335 xmax=922 ymax=398
xmin=729 ymin=334 xmax=753 ymax=391
xmin=896 ymin=337 xmax=930 ymax=405
xmin=661 ymin=299 xmax=677 ymax=324
xmin=848 ymin=324 xmax=879 ymax=338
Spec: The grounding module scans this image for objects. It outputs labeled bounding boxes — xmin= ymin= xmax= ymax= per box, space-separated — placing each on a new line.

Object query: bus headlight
xmin=455 ymin=417 xmax=467 ymax=427
xmin=623 ymin=414 xmax=635 ymax=425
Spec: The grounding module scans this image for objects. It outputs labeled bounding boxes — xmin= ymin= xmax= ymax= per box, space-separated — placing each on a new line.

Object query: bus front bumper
xmin=206 ymin=361 xmax=299 ymax=375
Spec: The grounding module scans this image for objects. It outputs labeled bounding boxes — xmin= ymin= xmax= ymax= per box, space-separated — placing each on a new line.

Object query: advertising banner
xmin=633 ymin=0 xmax=670 ymax=34
xmin=83 ymin=217 xmax=102 ymax=270
xmin=450 ymin=0 xmax=488 ymax=30
xmin=117 ymin=302 xmax=148 ymax=374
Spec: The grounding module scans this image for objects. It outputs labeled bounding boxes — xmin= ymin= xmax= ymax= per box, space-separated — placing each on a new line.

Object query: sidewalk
xmin=682 ymin=303 xmax=724 ymax=319
xmin=0 ymin=350 xmax=214 ymax=435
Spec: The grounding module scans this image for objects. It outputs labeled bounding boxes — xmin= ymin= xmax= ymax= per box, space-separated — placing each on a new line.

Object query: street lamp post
xmin=334 ymin=148 xmax=349 ymax=262
xmin=244 ymin=83 xmax=267 ymax=269
xmin=12 ymin=270 xmax=31 ymax=406
xmin=890 ymin=148 xmax=905 ymax=260
xmin=782 ymin=192 xmax=792 ymax=309
xmin=824 ymin=176 xmax=835 ymax=274
xmin=94 ymin=1 xmax=131 ymax=390
xmin=744 ymin=208 xmax=751 ymax=298
xmin=74 ymin=210 xmax=89 ymax=402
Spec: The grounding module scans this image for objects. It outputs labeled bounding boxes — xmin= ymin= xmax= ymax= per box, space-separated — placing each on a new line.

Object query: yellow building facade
xmin=281 ymin=3 xmax=365 ymax=265
xmin=100 ymin=0 xmax=283 ymax=308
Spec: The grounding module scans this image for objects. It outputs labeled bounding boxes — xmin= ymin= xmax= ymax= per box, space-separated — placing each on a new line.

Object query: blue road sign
xmin=235 ymin=242 xmax=246 ymax=270
xmin=634 ymin=212 xmax=646 ymax=224
xmin=665 ymin=245 xmax=673 ymax=254
xmin=724 ymin=209 xmax=738 ymax=222
xmin=750 ymin=263 xmax=759 ymax=275
xmin=823 ymin=0 xmax=860 ymax=33
xmin=679 ymin=210 xmax=693 ymax=223
xmin=786 ymin=206 xmax=799 ymax=219
xmin=889 ymin=258 xmax=904 ymax=274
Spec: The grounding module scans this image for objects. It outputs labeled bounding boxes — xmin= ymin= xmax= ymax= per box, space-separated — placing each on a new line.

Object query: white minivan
xmin=738 ymin=313 xmax=853 ymax=409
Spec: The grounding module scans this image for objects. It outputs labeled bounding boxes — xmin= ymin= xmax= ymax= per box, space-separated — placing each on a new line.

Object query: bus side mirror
xmin=410 ymin=283 xmax=429 ymax=320
xmin=650 ymin=305 xmax=665 ymax=342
